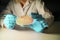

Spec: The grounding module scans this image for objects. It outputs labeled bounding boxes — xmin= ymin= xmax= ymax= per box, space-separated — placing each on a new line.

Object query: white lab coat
xmin=0 ymin=0 xmax=54 ymax=27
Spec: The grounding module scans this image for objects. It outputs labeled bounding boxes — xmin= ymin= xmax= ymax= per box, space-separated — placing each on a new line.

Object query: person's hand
xmin=3 ymin=14 xmax=17 ymax=30
xmin=29 ymin=19 xmax=48 ymax=32
xmin=29 ymin=13 xmax=48 ymax=32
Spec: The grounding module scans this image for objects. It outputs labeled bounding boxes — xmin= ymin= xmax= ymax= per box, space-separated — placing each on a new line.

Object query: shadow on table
xmin=43 ymin=21 xmax=60 ymax=34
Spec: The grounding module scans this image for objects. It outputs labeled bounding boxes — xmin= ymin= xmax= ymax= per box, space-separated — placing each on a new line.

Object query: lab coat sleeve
xmin=36 ymin=0 xmax=54 ymax=26
xmin=0 ymin=1 xmax=12 ymax=27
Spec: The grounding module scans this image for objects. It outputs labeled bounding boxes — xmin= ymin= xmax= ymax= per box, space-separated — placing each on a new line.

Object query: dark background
xmin=0 ymin=0 xmax=60 ymax=21
xmin=43 ymin=0 xmax=60 ymax=21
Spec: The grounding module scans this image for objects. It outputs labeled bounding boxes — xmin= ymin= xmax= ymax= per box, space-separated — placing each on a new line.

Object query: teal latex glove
xmin=3 ymin=14 xmax=17 ymax=30
xmin=28 ymin=13 xmax=48 ymax=32
xmin=29 ymin=19 xmax=48 ymax=32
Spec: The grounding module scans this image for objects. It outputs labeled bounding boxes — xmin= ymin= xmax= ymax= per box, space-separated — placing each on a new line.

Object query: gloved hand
xmin=28 ymin=13 xmax=48 ymax=32
xmin=3 ymin=14 xmax=17 ymax=30
xmin=29 ymin=19 xmax=48 ymax=32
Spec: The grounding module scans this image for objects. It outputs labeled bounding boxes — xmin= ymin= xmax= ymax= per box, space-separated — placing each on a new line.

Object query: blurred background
xmin=0 ymin=0 xmax=60 ymax=34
